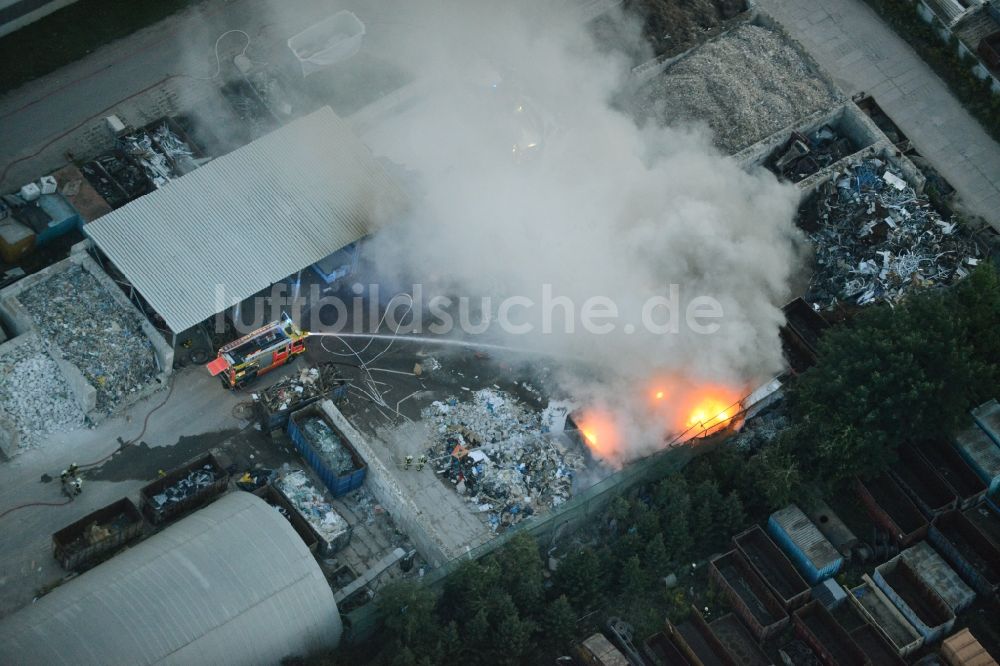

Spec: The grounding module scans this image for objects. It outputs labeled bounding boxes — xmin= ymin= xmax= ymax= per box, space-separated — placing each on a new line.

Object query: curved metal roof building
xmin=0 ymin=492 xmax=341 ymax=665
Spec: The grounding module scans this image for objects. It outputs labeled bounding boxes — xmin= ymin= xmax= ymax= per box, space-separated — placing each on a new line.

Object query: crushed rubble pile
xmin=255 ymin=363 xmax=343 ymax=414
xmin=801 ymin=158 xmax=983 ymax=309
xmin=767 ymin=124 xmax=858 ymax=183
xmin=119 ymin=129 xmax=176 ymax=188
xmin=731 ymin=409 xmax=788 ymax=452
xmin=0 ymin=343 xmax=85 ymax=448
xmin=277 ymin=470 xmax=350 ymax=544
xmin=18 ymin=264 xmax=158 ymax=414
xmin=423 ymin=390 xmax=585 ymax=533
xmin=301 ymin=417 xmax=357 ymax=475
xmin=149 ymin=465 xmax=219 ymax=509
xmin=631 ymin=24 xmax=838 ymax=153
xmin=150 ymin=122 xmax=198 ymax=174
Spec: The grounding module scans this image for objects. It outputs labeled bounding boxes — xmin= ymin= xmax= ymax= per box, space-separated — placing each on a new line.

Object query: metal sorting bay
xmin=954 ymin=426 xmax=1000 ymax=494
xmin=671 ymin=611 xmax=730 ymax=666
xmin=930 ymin=510 xmax=1000 ymax=597
xmin=52 ymin=497 xmax=143 ymax=571
xmin=899 ymin=541 xmax=976 ymax=613
xmin=856 ymin=474 xmax=928 ymax=546
xmin=139 ymin=454 xmax=229 ymax=525
xmin=848 ymin=574 xmax=923 ymax=657
xmin=709 ymin=551 xmax=787 ymax=640
xmin=874 ymin=557 xmax=955 ymax=642
xmin=287 ymin=404 xmax=365 ymax=498
xmin=891 ymin=453 xmax=959 ymax=517
xmin=793 ymin=600 xmax=867 ymax=666
xmin=251 ymin=485 xmax=319 ymax=553
xmin=255 ymin=363 xmax=346 ymax=431
xmin=850 ymin=623 xmax=905 ymax=666
xmin=275 ymin=470 xmax=351 ymax=555
xmin=733 ymin=525 xmax=811 ymax=609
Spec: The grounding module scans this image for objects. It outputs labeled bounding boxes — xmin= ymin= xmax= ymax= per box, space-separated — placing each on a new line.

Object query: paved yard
xmin=754 ymin=0 xmax=1000 ymax=230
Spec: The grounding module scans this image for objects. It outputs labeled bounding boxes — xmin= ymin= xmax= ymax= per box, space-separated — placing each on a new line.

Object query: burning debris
xmin=767 ymin=125 xmax=858 ymax=183
xmin=148 ymin=465 xmax=220 ymax=510
xmin=632 ymin=24 xmax=839 ymax=153
xmin=801 ymin=158 xmax=982 ymax=309
xmin=422 ymin=390 xmax=585 ymax=533
xmin=0 ymin=341 xmax=85 ymax=448
xmin=277 ymin=470 xmax=351 ymax=550
xmin=18 ymin=264 xmax=159 ymax=414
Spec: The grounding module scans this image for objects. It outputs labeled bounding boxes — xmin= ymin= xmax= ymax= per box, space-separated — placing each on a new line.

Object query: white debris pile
xmin=150 ymin=122 xmax=198 ymax=174
xmin=423 ymin=390 xmax=585 ymax=533
xmin=18 ymin=264 xmax=158 ymax=414
xmin=277 ymin=470 xmax=351 ymax=546
xmin=119 ymin=129 xmax=175 ymax=188
xmin=631 ymin=24 xmax=839 ymax=153
xmin=0 ymin=342 xmax=85 ymax=448
xmin=801 ymin=158 xmax=983 ymax=309
xmin=301 ymin=416 xmax=357 ymax=475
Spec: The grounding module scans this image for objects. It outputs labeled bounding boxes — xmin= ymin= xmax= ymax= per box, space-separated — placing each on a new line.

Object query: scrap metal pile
xmin=0 ymin=340 xmax=85 ymax=448
xmin=81 ymin=151 xmax=151 ymax=208
xmin=631 ymin=24 xmax=838 ymax=153
xmin=119 ymin=129 xmax=176 ymax=188
xmin=767 ymin=124 xmax=857 ymax=183
xmin=149 ymin=465 xmax=219 ymax=510
xmin=277 ymin=470 xmax=350 ymax=544
xmin=302 ymin=416 xmax=357 ymax=475
xmin=801 ymin=158 xmax=983 ymax=309
xmin=18 ymin=264 xmax=158 ymax=414
xmin=423 ymin=389 xmax=584 ymax=533
xmin=255 ymin=363 xmax=343 ymax=414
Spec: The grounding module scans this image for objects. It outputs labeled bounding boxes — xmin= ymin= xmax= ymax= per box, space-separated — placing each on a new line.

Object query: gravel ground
xmin=18 ymin=264 xmax=158 ymax=414
xmin=0 ymin=342 xmax=85 ymax=448
xmin=630 ymin=24 xmax=839 ymax=153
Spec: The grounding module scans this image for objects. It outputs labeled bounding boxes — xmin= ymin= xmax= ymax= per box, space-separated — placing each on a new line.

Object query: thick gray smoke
xmin=208 ymin=0 xmax=805 ymax=458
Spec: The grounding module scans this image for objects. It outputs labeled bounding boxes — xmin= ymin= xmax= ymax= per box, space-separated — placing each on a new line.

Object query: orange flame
xmin=574 ymin=408 xmax=622 ymax=462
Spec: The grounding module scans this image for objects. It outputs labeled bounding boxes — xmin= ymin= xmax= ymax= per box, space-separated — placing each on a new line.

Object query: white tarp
xmin=288 ymin=11 xmax=365 ymax=77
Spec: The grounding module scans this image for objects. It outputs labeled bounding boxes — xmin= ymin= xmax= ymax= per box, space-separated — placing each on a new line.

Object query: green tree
xmin=662 ymin=496 xmax=693 ymax=562
xmin=745 ymin=443 xmax=801 ymax=512
xmin=540 ymin=595 xmax=578 ymax=656
xmin=717 ymin=491 xmax=747 ymax=543
xmin=643 ymin=532 xmax=670 ymax=578
xmin=488 ymin=593 xmax=537 ymax=666
xmin=554 ymin=547 xmax=602 ymax=610
xmin=495 ymin=533 xmax=544 ymax=613
xmin=377 ymin=582 xmax=440 ymax=657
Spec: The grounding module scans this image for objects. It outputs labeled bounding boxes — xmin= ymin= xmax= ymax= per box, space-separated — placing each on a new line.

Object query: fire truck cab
xmin=206 ymin=313 xmax=307 ymax=389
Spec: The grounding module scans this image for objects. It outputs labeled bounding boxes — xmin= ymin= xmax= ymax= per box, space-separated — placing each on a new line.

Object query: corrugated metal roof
xmin=85 ymin=106 xmax=407 ymax=333
xmin=0 ymin=492 xmax=341 ymax=665
xmin=771 ymin=504 xmax=841 ymax=571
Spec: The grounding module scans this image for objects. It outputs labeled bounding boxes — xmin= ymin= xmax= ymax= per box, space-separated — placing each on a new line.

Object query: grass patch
xmin=862 ymin=0 xmax=1000 ymax=144
xmin=0 ymin=0 xmax=202 ymax=95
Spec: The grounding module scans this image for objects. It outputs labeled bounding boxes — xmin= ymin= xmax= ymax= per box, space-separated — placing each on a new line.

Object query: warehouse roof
xmin=0 ymin=492 xmax=342 ymax=665
xmin=85 ymin=106 xmax=407 ymax=333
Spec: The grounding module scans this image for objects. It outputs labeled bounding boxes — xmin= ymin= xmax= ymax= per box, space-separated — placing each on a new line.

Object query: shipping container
xmin=810 ymin=579 xmax=847 ymax=610
xmin=52 ymin=497 xmax=143 ymax=571
xmin=941 ymin=628 xmax=998 ymax=666
xmin=767 ymin=505 xmax=843 ymax=584
xmin=792 ymin=600 xmax=868 ymax=666
xmin=251 ymin=485 xmax=319 ymax=553
xmin=855 ymin=474 xmax=929 ymax=547
xmin=806 ymin=500 xmax=858 ymax=558
xmin=258 ymin=381 xmax=346 ymax=431
xmin=929 ymin=510 xmax=1000 ymax=598
xmin=971 ymin=399 xmax=1000 ymax=447
xmin=873 ymin=557 xmax=956 ymax=643
xmin=34 ymin=193 xmax=82 ymax=245
xmin=733 ymin=525 xmax=811 ymax=609
xmin=850 ymin=623 xmax=906 ymax=666
xmin=891 ymin=452 xmax=959 ymax=518
xmin=668 ymin=609 xmax=735 ymax=666
xmin=900 ymin=542 xmax=976 ymax=613
xmin=0 ymin=219 xmax=35 ymax=263
xmin=708 ymin=613 xmax=770 ymax=666
xmin=964 ymin=503 xmax=1000 ymax=552
xmin=287 ymin=403 xmax=366 ymax=498
xmin=643 ymin=631 xmax=693 ymax=666
xmin=139 ymin=454 xmax=229 ymax=525
xmin=917 ymin=443 xmax=988 ymax=509
xmin=576 ymin=633 xmax=630 ymax=666
xmin=275 ymin=470 xmax=351 ymax=555
xmin=847 ymin=574 xmax=923 ymax=657
xmin=954 ymin=426 xmax=1000 ymax=494
xmin=708 ymin=551 xmax=788 ymax=641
